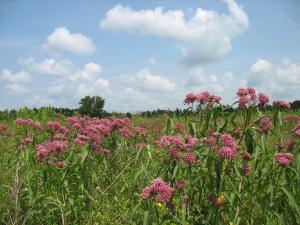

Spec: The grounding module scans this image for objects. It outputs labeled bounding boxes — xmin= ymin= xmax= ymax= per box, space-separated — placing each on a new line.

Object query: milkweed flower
xmin=19 ymin=137 xmax=33 ymax=145
xmin=184 ymin=93 xmax=197 ymax=105
xmin=242 ymin=152 xmax=252 ymax=160
xmin=219 ymin=146 xmax=236 ymax=160
xmin=242 ymin=163 xmax=250 ymax=175
xmin=258 ymin=92 xmax=269 ymax=107
xmin=15 ymin=118 xmax=33 ymax=126
xmin=220 ymin=134 xmax=236 ymax=149
xmin=273 ymin=100 xmax=291 ymax=109
xmin=236 ymin=87 xmax=257 ymax=108
xmin=182 ymin=151 xmax=196 ymax=165
xmin=141 ymin=178 xmax=174 ymax=204
xmin=292 ymin=122 xmax=300 ymax=137
xmin=274 ymin=153 xmax=293 ymax=167
xmin=255 ymin=116 xmax=272 ymax=134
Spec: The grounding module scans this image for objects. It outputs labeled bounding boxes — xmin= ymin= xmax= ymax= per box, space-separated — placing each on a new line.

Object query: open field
xmin=0 ymin=90 xmax=300 ymax=225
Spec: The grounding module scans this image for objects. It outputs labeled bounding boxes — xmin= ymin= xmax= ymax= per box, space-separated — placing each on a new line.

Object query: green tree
xmin=78 ymin=96 xmax=105 ymax=117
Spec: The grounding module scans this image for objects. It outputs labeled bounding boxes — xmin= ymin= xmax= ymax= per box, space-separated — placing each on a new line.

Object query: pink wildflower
xmin=182 ymin=151 xmax=196 ymax=165
xmin=219 ymin=146 xmax=236 ymax=160
xmin=242 ymin=163 xmax=250 ymax=175
xmin=258 ymin=93 xmax=269 ymax=107
xmin=184 ymin=93 xmax=197 ymax=105
xmin=141 ymin=178 xmax=174 ymax=204
xmin=274 ymin=153 xmax=293 ymax=167
xmin=273 ymin=100 xmax=291 ymax=109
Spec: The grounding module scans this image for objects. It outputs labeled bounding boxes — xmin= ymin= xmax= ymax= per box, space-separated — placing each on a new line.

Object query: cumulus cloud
xmin=20 ymin=58 xmax=75 ymax=76
xmin=5 ymin=83 xmax=30 ymax=95
xmin=44 ymin=27 xmax=95 ymax=55
xmin=118 ymin=68 xmax=176 ymax=92
xmin=1 ymin=69 xmax=31 ymax=95
xmin=1 ymin=69 xmax=31 ymax=83
xmin=248 ymin=59 xmax=300 ymax=100
xmin=100 ymin=0 xmax=248 ymax=66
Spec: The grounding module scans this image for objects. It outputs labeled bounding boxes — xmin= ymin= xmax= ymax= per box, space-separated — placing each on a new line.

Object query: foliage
xmin=0 ymin=88 xmax=300 ymax=224
xmin=78 ymin=96 xmax=105 ymax=118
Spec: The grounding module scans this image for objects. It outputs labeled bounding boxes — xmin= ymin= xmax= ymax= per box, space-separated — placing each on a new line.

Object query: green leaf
xmin=167 ymin=118 xmax=174 ymax=134
xmin=143 ymin=210 xmax=149 ymax=225
xmin=281 ymin=187 xmax=300 ymax=217
xmin=181 ymin=203 xmax=186 ymax=225
xmin=245 ymin=128 xmax=255 ymax=154
xmin=81 ymin=146 xmax=89 ymax=165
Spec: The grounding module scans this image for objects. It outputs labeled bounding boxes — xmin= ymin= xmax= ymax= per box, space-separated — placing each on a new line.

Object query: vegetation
xmin=0 ymin=88 xmax=300 ymax=224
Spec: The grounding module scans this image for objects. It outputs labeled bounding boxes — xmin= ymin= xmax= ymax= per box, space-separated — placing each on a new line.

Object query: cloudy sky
xmin=1 ymin=0 xmax=300 ymax=112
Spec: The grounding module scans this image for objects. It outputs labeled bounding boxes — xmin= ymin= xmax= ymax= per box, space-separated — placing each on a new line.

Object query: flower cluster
xmin=15 ymin=118 xmax=41 ymax=129
xmin=274 ymin=153 xmax=293 ymax=167
xmin=273 ymin=100 xmax=291 ymax=109
xmin=293 ymin=122 xmax=300 ymax=137
xmin=157 ymin=135 xmax=198 ymax=165
xmin=36 ymin=140 xmax=69 ymax=160
xmin=47 ymin=121 xmax=68 ymax=133
xmin=218 ymin=134 xmax=237 ymax=160
xmin=184 ymin=91 xmax=221 ymax=108
xmin=258 ymin=92 xmax=269 ymax=108
xmin=255 ymin=116 xmax=272 ymax=134
xmin=141 ymin=178 xmax=174 ymax=204
xmin=202 ymin=131 xmax=220 ymax=148
xmin=236 ymin=87 xmax=257 ymax=108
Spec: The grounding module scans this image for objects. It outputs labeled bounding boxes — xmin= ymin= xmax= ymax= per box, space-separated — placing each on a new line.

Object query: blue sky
xmin=1 ymin=0 xmax=300 ymax=112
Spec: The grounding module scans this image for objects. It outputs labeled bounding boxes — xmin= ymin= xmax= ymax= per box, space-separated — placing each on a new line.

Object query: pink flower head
xmin=286 ymin=140 xmax=295 ymax=149
xmin=36 ymin=140 xmax=68 ymax=160
xmin=184 ymin=93 xmax=197 ymax=105
xmin=32 ymin=121 xmax=41 ymax=130
xmin=219 ymin=146 xmax=236 ymax=160
xmin=119 ymin=128 xmax=133 ymax=139
xmin=242 ymin=163 xmax=250 ymax=175
xmin=293 ymin=123 xmax=300 ymax=137
xmin=237 ymin=88 xmax=248 ymax=97
xmin=236 ymin=87 xmax=257 ymax=108
xmin=141 ymin=178 xmax=174 ymax=204
xmin=242 ymin=152 xmax=252 ymax=160
xmin=19 ymin=137 xmax=33 ymax=145
xmin=258 ymin=92 xmax=269 ymax=107
xmin=274 ymin=153 xmax=293 ymax=167
xmin=257 ymin=117 xmax=272 ymax=134
xmin=183 ymin=135 xmax=198 ymax=150
xmin=182 ymin=151 xmax=196 ymax=165
xmin=14 ymin=118 xmax=33 ymax=126
xmin=247 ymin=87 xmax=257 ymax=101
xmin=175 ymin=180 xmax=185 ymax=190
xmin=220 ymin=134 xmax=236 ymax=149
xmin=273 ymin=100 xmax=291 ymax=109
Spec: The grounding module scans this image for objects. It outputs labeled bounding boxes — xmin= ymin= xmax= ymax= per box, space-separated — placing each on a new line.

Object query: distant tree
xmin=78 ymin=96 xmax=105 ymax=117
xmin=291 ymin=100 xmax=300 ymax=110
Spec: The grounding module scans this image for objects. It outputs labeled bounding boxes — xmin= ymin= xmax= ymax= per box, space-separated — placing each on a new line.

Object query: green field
xmin=0 ymin=99 xmax=300 ymax=225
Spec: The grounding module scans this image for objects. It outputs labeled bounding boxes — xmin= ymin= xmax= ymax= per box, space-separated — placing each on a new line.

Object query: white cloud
xmin=20 ymin=58 xmax=75 ymax=76
xmin=248 ymin=59 xmax=300 ymax=100
xmin=71 ymin=62 xmax=102 ymax=81
xmin=118 ymin=68 xmax=176 ymax=92
xmin=250 ymin=59 xmax=272 ymax=73
xmin=44 ymin=27 xmax=95 ymax=55
xmin=1 ymin=69 xmax=31 ymax=83
xmin=5 ymin=83 xmax=29 ymax=95
xmin=100 ymin=0 xmax=248 ymax=66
